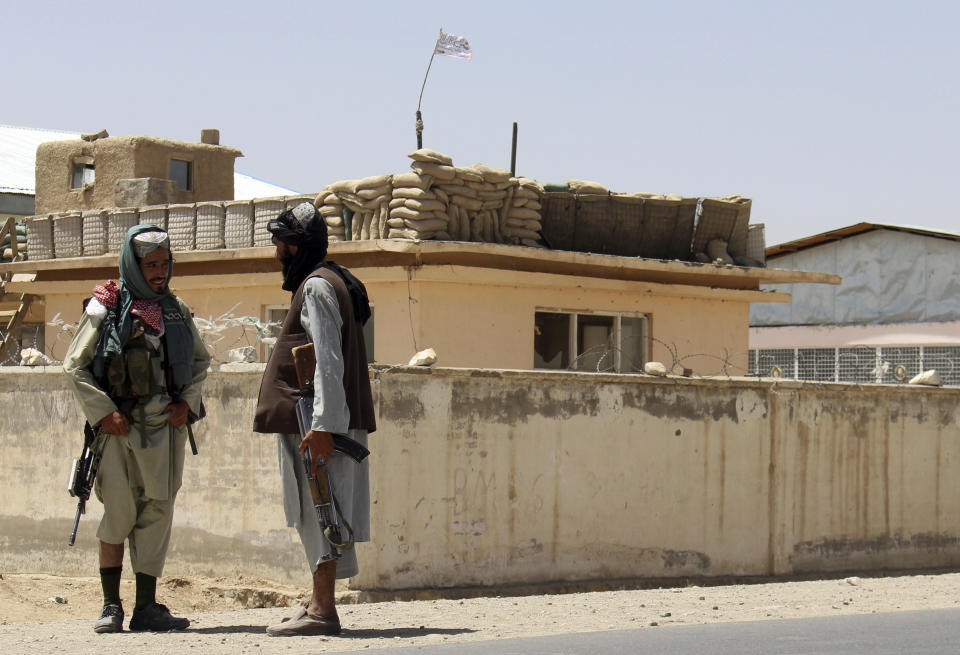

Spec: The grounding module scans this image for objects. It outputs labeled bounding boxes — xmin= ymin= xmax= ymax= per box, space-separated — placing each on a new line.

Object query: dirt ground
xmin=2 ymin=571 xmax=960 ymax=654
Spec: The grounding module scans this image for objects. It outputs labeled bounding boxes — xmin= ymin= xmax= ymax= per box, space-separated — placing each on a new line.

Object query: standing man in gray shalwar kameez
xmin=64 ymin=225 xmax=210 ymax=633
xmin=253 ymin=202 xmax=376 ymax=637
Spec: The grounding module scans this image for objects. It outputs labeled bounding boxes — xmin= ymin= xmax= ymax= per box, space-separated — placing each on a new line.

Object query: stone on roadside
xmin=226 ymin=346 xmax=256 ymax=363
xmin=644 ymin=361 xmax=668 ymax=376
xmin=408 ymin=348 xmax=438 ymax=367
xmin=20 ymin=348 xmax=51 ymax=366
xmin=909 ymin=370 xmax=942 ymax=386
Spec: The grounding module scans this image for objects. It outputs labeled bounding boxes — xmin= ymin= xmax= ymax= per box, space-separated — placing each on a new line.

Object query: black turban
xmin=268 ymin=202 xmax=329 ymax=292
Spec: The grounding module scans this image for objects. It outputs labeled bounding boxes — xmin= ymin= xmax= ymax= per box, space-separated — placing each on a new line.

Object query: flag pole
xmin=416 ymin=28 xmax=443 ymax=149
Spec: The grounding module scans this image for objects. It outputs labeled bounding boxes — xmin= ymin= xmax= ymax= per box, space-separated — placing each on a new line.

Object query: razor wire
xmin=1 ymin=307 xmax=282 ymax=367
xmin=564 ymin=337 xmax=959 ymax=386
xmin=5 ymin=318 xmax=960 ymax=387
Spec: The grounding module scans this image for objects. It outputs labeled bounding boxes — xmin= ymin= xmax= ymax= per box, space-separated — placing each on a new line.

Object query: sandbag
xmin=450 ymin=195 xmax=483 ymax=211
xmin=357 ymin=184 xmax=392 ymax=200
xmin=568 ymin=179 xmax=608 ymax=194
xmin=356 ymin=174 xmax=392 ymax=190
xmin=408 ymin=148 xmax=453 ymax=165
xmin=329 ymin=179 xmax=360 ymax=193
xmin=411 ymin=161 xmax=456 ymax=181
xmin=470 ymin=163 xmax=511 ymax=183
xmin=404 ymin=198 xmax=446 ymax=212
xmin=436 ymin=183 xmax=478 ymax=198
xmin=392 ymin=172 xmax=434 ymax=189
xmin=393 ymin=187 xmax=435 ymax=200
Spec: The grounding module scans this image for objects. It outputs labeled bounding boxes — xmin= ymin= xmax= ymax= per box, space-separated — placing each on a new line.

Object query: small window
xmin=534 ymin=310 xmax=648 ymax=373
xmin=576 ymin=314 xmax=615 ymax=372
xmin=71 ymin=163 xmax=95 ymax=189
xmin=170 ymin=159 xmax=192 ymax=190
xmin=534 ymin=312 xmax=571 ymax=369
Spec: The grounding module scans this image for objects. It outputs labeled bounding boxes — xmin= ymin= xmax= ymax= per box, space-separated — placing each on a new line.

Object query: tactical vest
xmin=104 ymin=317 xmax=165 ymax=400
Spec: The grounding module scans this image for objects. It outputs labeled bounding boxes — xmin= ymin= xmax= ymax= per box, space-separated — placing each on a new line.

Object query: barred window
xmin=534 ymin=310 xmax=649 ymax=373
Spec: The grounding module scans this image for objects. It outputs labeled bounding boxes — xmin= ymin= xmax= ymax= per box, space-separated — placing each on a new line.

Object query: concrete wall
xmin=2 ymin=366 xmax=959 ymax=590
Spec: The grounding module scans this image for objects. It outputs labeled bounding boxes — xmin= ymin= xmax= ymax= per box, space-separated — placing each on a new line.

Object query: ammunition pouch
xmin=105 ymin=318 xmax=163 ymax=400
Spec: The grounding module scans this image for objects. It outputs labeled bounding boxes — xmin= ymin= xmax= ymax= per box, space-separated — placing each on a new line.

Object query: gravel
xmin=3 ymin=572 xmax=960 ymax=654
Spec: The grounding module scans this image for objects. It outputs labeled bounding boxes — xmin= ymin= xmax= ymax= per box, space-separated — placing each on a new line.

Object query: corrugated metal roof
xmin=767 ymin=222 xmax=960 ymax=258
xmin=0 ymin=124 xmax=296 ymax=199
xmin=0 ymin=124 xmax=80 ymax=194
xmin=233 ymin=172 xmax=298 ymax=199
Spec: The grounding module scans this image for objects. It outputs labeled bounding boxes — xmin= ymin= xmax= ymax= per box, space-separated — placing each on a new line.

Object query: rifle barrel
xmin=68 ymin=502 xmax=83 ymax=546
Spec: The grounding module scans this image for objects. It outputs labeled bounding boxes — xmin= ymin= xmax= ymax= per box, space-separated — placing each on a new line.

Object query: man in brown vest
xmin=253 ymin=202 xmax=376 ymax=637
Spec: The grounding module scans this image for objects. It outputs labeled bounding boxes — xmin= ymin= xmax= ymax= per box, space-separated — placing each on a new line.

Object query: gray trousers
xmin=277 ymin=431 xmax=370 ymax=579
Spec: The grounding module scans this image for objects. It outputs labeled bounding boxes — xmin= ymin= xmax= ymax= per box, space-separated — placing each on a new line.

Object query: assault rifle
xmin=291 ymin=344 xmax=369 ymax=463
xmin=291 ymin=343 xmax=369 ymax=562
xmin=67 ymin=422 xmax=107 ymax=546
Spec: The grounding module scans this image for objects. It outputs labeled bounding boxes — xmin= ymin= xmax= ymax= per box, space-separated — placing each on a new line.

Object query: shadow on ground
xmin=187 ymin=625 xmax=476 ymax=638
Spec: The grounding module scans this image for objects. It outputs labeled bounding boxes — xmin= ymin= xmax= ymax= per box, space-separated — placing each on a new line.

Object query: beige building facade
xmin=1 ymin=240 xmax=836 ymax=373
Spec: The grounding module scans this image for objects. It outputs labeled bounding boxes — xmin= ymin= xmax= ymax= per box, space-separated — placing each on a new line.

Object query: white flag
xmin=434 ymin=30 xmax=472 ymax=60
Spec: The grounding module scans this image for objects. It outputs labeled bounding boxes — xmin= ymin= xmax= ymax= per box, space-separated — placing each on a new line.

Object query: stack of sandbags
xmin=313 ymin=149 xmax=546 ymax=246
xmin=1 ymin=221 xmax=27 ymax=261
xmin=315 ymin=189 xmax=346 ymax=241
xmin=389 ymin=169 xmax=446 ymax=239
xmin=316 ymin=174 xmax=393 ymax=242
xmin=442 ymin=162 xmax=511 ymax=243
xmin=502 ymin=177 xmax=545 ymax=246
xmin=394 ymin=149 xmax=455 ymax=240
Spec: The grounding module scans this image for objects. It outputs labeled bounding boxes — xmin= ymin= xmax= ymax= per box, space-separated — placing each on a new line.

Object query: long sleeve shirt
xmin=300 ymin=276 xmax=350 ymax=434
xmin=62 ymin=297 xmax=211 ymax=499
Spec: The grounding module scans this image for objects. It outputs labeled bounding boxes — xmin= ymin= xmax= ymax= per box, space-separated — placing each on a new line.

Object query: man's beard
xmin=279 ymin=250 xmax=294 ymax=279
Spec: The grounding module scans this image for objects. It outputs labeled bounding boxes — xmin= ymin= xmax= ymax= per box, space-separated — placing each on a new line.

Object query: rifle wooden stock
xmin=292 ymin=343 xmax=316 ymax=389
xmin=291 ymin=343 xmax=370 ymax=463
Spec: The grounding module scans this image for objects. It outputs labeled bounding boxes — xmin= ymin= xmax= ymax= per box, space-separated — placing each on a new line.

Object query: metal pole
xmin=510 ymin=121 xmax=518 ymax=175
xmin=416 ymin=28 xmax=442 ymax=149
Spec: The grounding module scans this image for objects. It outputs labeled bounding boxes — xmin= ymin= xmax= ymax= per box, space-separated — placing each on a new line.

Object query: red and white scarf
xmin=93 ymin=280 xmax=165 ymax=333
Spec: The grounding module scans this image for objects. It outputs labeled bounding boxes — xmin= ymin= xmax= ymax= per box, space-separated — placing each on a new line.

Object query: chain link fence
xmin=750 ymin=345 xmax=960 ymax=386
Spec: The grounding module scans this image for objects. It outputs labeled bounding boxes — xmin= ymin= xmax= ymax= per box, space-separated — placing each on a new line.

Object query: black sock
xmin=134 ymin=572 xmax=157 ymax=611
xmin=99 ymin=566 xmax=123 ymax=607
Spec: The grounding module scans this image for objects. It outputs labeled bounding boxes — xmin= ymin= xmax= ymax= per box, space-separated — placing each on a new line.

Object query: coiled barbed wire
xmin=5 ymin=318 xmax=959 ymax=387
xmin=3 ymin=306 xmax=281 ymax=366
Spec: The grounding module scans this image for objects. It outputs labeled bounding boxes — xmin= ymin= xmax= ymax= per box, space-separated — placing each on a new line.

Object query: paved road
xmin=331 ymin=608 xmax=960 ymax=655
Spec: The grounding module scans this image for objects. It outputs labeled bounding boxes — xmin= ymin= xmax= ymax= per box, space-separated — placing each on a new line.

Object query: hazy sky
xmin=7 ymin=0 xmax=958 ymax=246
